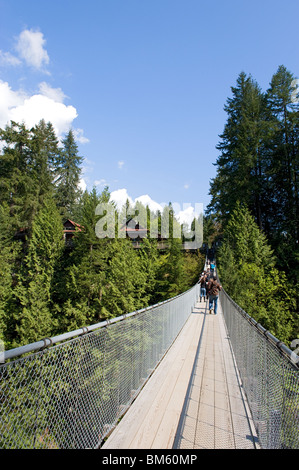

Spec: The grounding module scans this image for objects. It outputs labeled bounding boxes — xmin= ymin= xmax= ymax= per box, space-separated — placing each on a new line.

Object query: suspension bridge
xmin=102 ymin=297 xmax=258 ymax=449
xmin=0 ymin=265 xmax=298 ymax=450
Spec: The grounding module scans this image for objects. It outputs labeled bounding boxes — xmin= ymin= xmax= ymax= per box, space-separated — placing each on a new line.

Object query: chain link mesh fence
xmin=220 ymin=288 xmax=299 ymax=449
xmin=1 ymin=278 xmax=298 ymax=449
xmin=0 ymin=283 xmax=200 ymax=449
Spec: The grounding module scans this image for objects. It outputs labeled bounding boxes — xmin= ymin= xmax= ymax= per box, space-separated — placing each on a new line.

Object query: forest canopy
xmin=207 ymin=65 xmax=299 ymax=345
xmin=0 ymin=64 xmax=298 ymax=351
xmin=0 ymin=120 xmax=204 ymax=349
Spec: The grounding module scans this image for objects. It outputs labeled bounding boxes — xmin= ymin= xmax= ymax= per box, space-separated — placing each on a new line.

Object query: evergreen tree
xmin=29 ymin=120 xmax=60 ymax=223
xmin=154 ymin=204 xmax=184 ymax=301
xmin=217 ymin=204 xmax=295 ymax=344
xmin=208 ymin=72 xmax=271 ymax=229
xmin=203 ymin=214 xmax=222 ymax=248
xmin=265 ymin=66 xmax=299 ymax=270
xmin=0 ymin=121 xmax=33 ymax=235
xmin=138 ymin=237 xmax=159 ymax=305
xmin=53 ymin=187 xmax=113 ymax=328
xmin=0 ymin=119 xmax=61 ymax=240
xmin=218 ymin=202 xmax=275 ymax=270
xmin=75 ymin=186 xmax=111 ymax=252
xmin=0 ymin=208 xmax=22 ymax=347
xmin=181 ymin=251 xmax=205 ymax=291
xmin=208 ymin=65 xmax=298 ymax=304
xmin=55 ymin=130 xmax=83 ymax=218
xmin=101 ymin=238 xmax=148 ymax=318
xmin=0 ymin=120 xmax=208 ymax=347
xmin=11 ymin=197 xmax=64 ymax=346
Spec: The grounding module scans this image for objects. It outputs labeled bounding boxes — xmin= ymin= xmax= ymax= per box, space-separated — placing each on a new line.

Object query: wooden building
xmin=63 ymin=219 xmax=83 ymax=244
xmin=119 ymin=218 xmax=148 ymax=248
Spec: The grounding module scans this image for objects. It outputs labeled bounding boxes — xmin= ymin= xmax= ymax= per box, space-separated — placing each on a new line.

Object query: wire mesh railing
xmin=220 ymin=288 xmax=299 ymax=449
xmin=1 ymin=270 xmax=298 ymax=449
xmin=0 ymin=282 xmax=200 ymax=449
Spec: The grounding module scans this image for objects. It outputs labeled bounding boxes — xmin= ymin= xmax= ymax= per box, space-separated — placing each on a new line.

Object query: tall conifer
xmin=208 ymin=72 xmax=270 ymax=229
xmin=55 ymin=130 xmax=83 ymax=218
xmin=12 ymin=197 xmax=64 ymax=346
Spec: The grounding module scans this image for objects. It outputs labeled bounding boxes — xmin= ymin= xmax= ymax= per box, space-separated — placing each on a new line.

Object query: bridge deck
xmin=102 ymin=298 xmax=259 ymax=450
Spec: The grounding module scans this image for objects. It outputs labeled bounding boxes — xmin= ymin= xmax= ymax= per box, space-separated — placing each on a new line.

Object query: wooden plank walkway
xmin=102 ymin=297 xmax=259 ymax=450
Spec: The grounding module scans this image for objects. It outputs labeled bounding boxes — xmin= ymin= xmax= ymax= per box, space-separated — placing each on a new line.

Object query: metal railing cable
xmin=1 ymin=264 xmax=298 ymax=450
xmin=0 ymin=282 xmax=200 ymax=449
xmin=219 ymin=287 xmax=299 ymax=449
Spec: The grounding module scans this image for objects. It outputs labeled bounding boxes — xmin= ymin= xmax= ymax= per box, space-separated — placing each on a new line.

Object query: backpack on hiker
xmin=209 ymin=279 xmax=222 ymax=296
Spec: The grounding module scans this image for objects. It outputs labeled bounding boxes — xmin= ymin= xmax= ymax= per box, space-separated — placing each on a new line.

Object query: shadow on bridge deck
xmin=102 ymin=297 xmax=259 ymax=450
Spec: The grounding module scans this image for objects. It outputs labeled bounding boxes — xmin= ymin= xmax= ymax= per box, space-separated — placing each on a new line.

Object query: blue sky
xmin=0 ymin=0 xmax=299 ymax=223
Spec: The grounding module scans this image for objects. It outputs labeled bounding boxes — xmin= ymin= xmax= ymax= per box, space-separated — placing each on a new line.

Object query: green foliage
xmin=208 ymin=72 xmax=271 ymax=228
xmin=218 ymin=205 xmax=295 ymax=344
xmin=102 ymin=238 xmax=148 ymax=318
xmin=208 ymin=66 xmax=299 ymax=274
xmin=182 ymin=251 xmax=205 ymax=290
xmin=55 ymin=130 xmax=83 ymax=218
xmin=0 ymin=242 xmax=21 ymax=345
xmin=235 ymin=263 xmax=294 ymax=344
xmin=210 ymin=65 xmax=298 ymax=344
xmin=0 ymin=119 xmax=204 ymax=349
xmin=220 ymin=202 xmax=275 ymax=270
xmin=11 ymin=197 xmax=64 ymax=346
xmin=154 ymin=238 xmax=184 ymax=302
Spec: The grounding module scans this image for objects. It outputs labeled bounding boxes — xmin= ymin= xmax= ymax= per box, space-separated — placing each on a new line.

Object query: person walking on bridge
xmin=210 ymin=261 xmax=215 ymax=276
xmin=208 ymin=276 xmax=222 ymax=314
xmin=199 ymin=272 xmax=207 ymax=302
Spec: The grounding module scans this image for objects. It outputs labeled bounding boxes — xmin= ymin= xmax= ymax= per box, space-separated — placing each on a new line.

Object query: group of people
xmin=198 ymin=262 xmax=222 ymax=315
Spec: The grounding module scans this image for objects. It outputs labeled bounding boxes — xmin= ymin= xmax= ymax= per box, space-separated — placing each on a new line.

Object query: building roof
xmin=120 ymin=218 xmax=148 ymax=236
xmin=63 ymin=219 xmax=84 ymax=232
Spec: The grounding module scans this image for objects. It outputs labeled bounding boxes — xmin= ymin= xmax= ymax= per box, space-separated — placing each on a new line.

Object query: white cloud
xmin=176 ymin=206 xmax=195 ymax=226
xmin=73 ymin=127 xmax=90 ymax=144
xmin=0 ymin=80 xmax=25 ymax=125
xmin=118 ymin=160 xmax=125 ymax=169
xmin=10 ymin=93 xmax=77 ymax=137
xmin=78 ymin=178 xmax=87 ymax=192
xmin=109 ymin=188 xmax=202 ymax=228
xmin=39 ymin=81 xmax=66 ymax=103
xmin=110 ymin=189 xmax=134 ymax=212
xmin=110 ymin=190 xmax=164 ymax=214
xmin=0 ymin=28 xmax=49 ymax=72
xmin=176 ymin=204 xmax=203 ymax=227
xmin=16 ymin=29 xmax=49 ymax=71
xmin=0 ymin=30 xmax=89 ymax=146
xmin=135 ymin=194 xmax=164 ymax=213
xmin=94 ymin=179 xmax=107 ymax=187
xmin=0 ymin=80 xmax=79 ymax=140
xmin=0 ymin=50 xmax=21 ymax=67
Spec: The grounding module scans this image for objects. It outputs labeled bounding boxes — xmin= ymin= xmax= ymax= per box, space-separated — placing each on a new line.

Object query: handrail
xmin=1 ymin=259 xmax=298 ymax=450
xmin=220 ymin=288 xmax=299 ymax=368
xmin=0 ymin=280 xmax=201 ymax=449
xmin=3 ymin=284 xmax=197 ymax=362
xmin=219 ymin=284 xmax=299 ymax=449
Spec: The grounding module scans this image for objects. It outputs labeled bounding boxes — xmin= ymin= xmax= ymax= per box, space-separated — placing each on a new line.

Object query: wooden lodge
xmin=119 ymin=218 xmax=172 ymax=250
xmin=63 ymin=219 xmax=84 ymax=244
xmin=119 ymin=218 xmax=149 ymax=248
xmin=63 ymin=218 xmax=199 ymax=252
